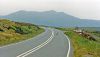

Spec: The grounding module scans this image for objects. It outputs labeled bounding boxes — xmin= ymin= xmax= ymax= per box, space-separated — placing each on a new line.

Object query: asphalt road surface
xmin=0 ymin=28 xmax=73 ymax=57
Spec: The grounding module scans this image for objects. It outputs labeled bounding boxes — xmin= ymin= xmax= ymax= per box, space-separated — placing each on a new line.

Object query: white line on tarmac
xmin=65 ymin=35 xmax=71 ymax=57
xmin=16 ymin=30 xmax=54 ymax=57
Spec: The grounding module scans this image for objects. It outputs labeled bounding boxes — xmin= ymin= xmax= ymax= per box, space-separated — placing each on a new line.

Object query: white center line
xmin=16 ymin=29 xmax=54 ymax=57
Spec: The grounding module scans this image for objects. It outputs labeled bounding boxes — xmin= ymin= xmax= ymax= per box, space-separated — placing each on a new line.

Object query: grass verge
xmin=0 ymin=19 xmax=45 ymax=46
xmin=57 ymin=28 xmax=100 ymax=57
xmin=0 ymin=28 xmax=44 ymax=46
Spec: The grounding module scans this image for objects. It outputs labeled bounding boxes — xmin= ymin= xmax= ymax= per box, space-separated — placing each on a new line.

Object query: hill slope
xmin=0 ymin=19 xmax=44 ymax=46
xmin=1 ymin=10 xmax=100 ymax=27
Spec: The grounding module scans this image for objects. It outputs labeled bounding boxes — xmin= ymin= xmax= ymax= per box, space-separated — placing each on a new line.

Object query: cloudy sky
xmin=0 ymin=0 xmax=100 ymax=20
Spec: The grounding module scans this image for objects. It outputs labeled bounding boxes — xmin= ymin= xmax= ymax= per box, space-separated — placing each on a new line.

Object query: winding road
xmin=0 ymin=28 xmax=73 ymax=57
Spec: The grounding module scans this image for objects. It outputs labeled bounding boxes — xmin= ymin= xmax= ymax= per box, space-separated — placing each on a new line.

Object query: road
xmin=0 ymin=28 xmax=73 ymax=57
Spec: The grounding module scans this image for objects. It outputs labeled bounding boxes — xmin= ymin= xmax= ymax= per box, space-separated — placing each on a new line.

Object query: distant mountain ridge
xmin=0 ymin=10 xmax=100 ymax=27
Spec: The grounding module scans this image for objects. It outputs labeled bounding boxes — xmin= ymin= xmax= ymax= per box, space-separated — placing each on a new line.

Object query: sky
xmin=0 ymin=0 xmax=100 ymax=20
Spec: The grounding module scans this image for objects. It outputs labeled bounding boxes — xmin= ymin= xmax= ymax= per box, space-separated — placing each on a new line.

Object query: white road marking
xmin=65 ymin=35 xmax=71 ymax=57
xmin=16 ymin=30 xmax=54 ymax=57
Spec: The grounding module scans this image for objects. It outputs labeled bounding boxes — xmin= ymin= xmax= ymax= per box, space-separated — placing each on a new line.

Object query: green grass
xmin=57 ymin=28 xmax=100 ymax=57
xmin=0 ymin=19 xmax=44 ymax=46
xmin=79 ymin=27 xmax=100 ymax=42
xmin=0 ymin=29 xmax=44 ymax=46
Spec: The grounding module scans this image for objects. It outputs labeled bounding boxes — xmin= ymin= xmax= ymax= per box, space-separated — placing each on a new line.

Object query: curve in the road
xmin=0 ymin=28 xmax=71 ymax=57
xmin=16 ymin=29 xmax=54 ymax=57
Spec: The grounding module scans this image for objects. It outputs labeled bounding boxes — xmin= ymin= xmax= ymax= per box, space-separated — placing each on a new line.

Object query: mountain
xmin=0 ymin=10 xmax=100 ymax=27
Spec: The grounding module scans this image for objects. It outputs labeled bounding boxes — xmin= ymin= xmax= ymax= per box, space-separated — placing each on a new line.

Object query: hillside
xmin=0 ymin=10 xmax=100 ymax=27
xmin=0 ymin=19 xmax=44 ymax=46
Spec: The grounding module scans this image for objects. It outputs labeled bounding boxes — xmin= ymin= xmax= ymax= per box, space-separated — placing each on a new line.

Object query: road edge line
xmin=65 ymin=35 xmax=71 ymax=57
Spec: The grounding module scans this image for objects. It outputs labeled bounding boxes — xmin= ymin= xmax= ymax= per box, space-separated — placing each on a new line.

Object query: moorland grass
xmin=57 ymin=28 xmax=100 ymax=57
xmin=0 ymin=19 xmax=44 ymax=46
